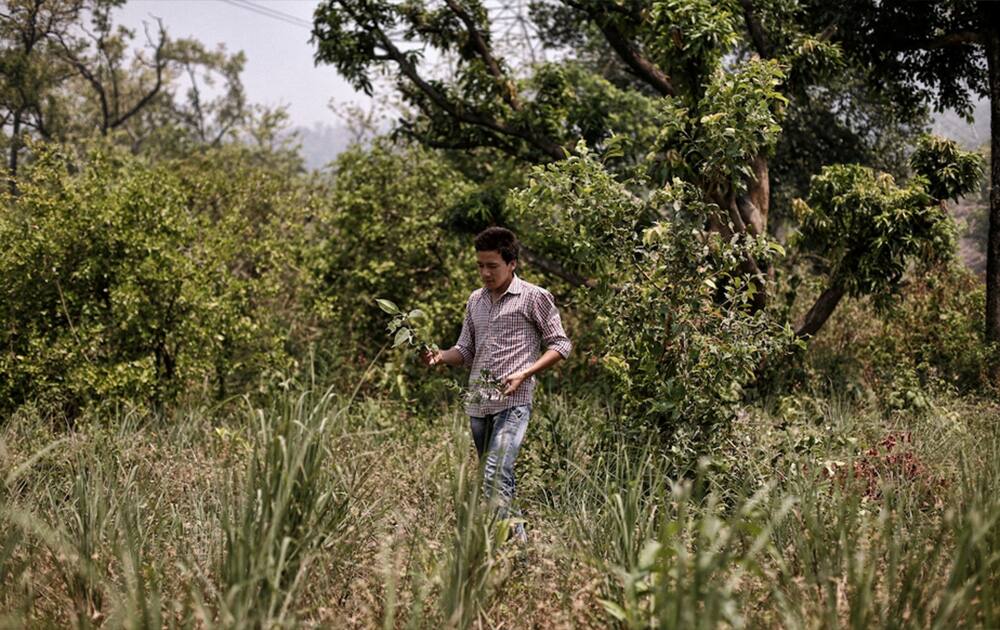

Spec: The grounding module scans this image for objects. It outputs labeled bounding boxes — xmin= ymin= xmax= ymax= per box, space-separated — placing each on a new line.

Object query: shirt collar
xmin=480 ymin=274 xmax=523 ymax=302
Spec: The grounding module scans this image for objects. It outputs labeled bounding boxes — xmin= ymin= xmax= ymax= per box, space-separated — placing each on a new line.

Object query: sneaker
xmin=506 ymin=519 xmax=528 ymax=544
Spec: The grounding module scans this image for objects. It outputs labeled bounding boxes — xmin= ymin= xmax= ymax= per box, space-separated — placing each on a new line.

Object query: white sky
xmin=116 ymin=0 xmax=370 ymax=127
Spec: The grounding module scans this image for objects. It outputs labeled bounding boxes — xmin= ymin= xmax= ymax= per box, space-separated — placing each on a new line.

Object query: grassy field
xmin=2 ymin=382 xmax=999 ymax=628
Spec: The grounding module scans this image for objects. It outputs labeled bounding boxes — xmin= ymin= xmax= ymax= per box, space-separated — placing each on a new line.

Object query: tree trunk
xmin=8 ymin=109 xmax=22 ymax=196
xmin=985 ymin=9 xmax=1000 ymax=380
xmin=795 ymin=284 xmax=846 ymax=339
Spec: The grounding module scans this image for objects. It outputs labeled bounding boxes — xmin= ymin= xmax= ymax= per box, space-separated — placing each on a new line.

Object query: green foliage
xmin=793 ymin=162 xmax=962 ymax=302
xmin=217 ymin=388 xmax=364 ymax=627
xmin=910 ymin=134 xmax=985 ymax=202
xmin=0 ymin=143 xmax=307 ymax=415
xmin=649 ymin=58 xmax=787 ymax=191
xmin=309 ymin=141 xmax=478 ymax=400
xmin=808 ymin=264 xmax=994 ymax=396
xmin=509 ymin=146 xmax=797 ymax=431
xmin=648 ymin=0 xmax=739 ymax=100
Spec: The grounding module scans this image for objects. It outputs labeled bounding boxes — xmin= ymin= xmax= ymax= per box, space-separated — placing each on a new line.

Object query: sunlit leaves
xmin=909 ymin=134 xmax=984 ymax=202
xmin=793 ymin=158 xmax=965 ymax=305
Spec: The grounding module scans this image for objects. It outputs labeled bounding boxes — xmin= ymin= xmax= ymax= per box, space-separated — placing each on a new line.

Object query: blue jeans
xmin=470 ymin=404 xmax=530 ymax=521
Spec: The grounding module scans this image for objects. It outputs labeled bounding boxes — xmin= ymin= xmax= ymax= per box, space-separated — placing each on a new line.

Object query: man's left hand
xmin=503 ymin=371 xmax=528 ymax=396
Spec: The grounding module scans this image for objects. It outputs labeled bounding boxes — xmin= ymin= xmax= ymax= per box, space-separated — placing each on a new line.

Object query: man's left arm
xmin=503 ymin=289 xmax=572 ymax=396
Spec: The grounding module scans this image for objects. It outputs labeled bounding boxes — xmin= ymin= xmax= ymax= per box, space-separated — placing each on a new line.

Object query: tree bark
xmin=8 ymin=109 xmax=22 ymax=195
xmin=795 ymin=284 xmax=845 ymax=339
xmin=985 ymin=7 xmax=1000 ymax=369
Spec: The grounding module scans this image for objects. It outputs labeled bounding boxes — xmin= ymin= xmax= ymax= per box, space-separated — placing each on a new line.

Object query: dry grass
xmin=2 ymin=389 xmax=1000 ymax=628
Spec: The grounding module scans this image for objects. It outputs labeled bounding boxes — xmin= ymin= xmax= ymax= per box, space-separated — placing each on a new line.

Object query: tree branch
xmin=795 ymin=283 xmax=845 ymax=339
xmin=888 ymin=30 xmax=984 ymax=51
xmin=566 ymin=0 xmax=675 ymax=97
xmin=340 ymin=2 xmax=568 ymax=161
xmin=55 ymin=31 xmax=111 ymax=133
xmin=109 ymin=20 xmax=166 ymax=130
xmin=442 ymin=0 xmax=522 ymax=110
xmin=738 ymin=0 xmax=770 ymax=58
xmin=521 ymin=246 xmax=595 ymax=288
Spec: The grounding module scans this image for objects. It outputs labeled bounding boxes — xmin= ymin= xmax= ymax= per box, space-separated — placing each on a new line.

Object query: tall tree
xmin=0 ymin=0 xmax=250 ymax=187
xmin=798 ymin=0 xmax=1000 ymax=375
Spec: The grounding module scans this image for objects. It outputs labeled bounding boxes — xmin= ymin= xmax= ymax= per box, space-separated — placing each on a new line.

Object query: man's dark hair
xmin=474 ymin=227 xmax=519 ymax=263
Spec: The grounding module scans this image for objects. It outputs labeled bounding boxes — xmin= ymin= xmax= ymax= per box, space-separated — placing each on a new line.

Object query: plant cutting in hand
xmin=466 ymin=368 xmax=505 ymax=405
xmin=375 ymin=298 xmax=510 ymax=404
xmin=375 ymin=298 xmax=438 ymax=353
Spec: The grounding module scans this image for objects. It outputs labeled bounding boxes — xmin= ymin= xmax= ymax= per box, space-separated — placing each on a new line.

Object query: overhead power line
xmin=218 ymin=0 xmax=313 ymax=30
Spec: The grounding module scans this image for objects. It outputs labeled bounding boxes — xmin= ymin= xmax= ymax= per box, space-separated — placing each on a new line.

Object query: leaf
xmin=376 ymin=298 xmax=400 ymax=315
xmin=393 ymin=327 xmax=412 ymax=348
xmin=638 ymin=539 xmax=662 ymax=570
xmin=598 ymin=599 xmax=628 ymax=622
xmin=407 ymin=308 xmax=427 ymax=321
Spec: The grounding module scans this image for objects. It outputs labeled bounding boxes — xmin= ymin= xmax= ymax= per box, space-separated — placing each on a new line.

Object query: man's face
xmin=476 ymin=250 xmax=515 ymax=291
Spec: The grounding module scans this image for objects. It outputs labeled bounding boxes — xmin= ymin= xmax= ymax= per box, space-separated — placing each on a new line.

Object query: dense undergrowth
xmin=2 ymin=372 xmax=998 ymax=628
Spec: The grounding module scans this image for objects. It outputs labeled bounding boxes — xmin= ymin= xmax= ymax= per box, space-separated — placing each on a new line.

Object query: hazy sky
xmin=116 ymin=0 xmax=370 ymax=128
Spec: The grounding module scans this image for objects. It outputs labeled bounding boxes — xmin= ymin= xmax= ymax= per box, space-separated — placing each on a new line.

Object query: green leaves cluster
xmin=509 ymin=147 xmax=797 ymax=430
xmin=0 ymin=142 xmax=309 ymax=414
xmin=793 ymin=136 xmax=982 ymax=303
xmin=649 ymin=59 xmax=787 ymax=191
xmin=309 ymin=141 xmax=478 ymax=352
xmin=909 ymin=134 xmax=985 ymax=202
xmin=375 ymin=298 xmax=436 ymax=352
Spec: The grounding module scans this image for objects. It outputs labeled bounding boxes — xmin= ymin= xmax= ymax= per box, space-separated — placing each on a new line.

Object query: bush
xmin=0 ymin=143 xmax=310 ymax=417
xmin=806 ymin=262 xmax=993 ymax=398
xmin=307 ymin=140 xmax=481 ymax=403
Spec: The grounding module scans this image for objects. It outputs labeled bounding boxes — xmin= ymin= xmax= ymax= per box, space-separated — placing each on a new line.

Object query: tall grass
xmin=586 ymin=418 xmax=1000 ymax=629
xmin=438 ymin=422 xmax=511 ymax=629
xmin=1 ymin=386 xmax=998 ymax=627
xmin=213 ymin=387 xmax=366 ymax=627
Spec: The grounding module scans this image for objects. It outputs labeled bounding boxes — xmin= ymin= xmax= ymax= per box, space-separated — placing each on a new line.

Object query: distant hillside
xmin=932 ymin=97 xmax=989 ymax=150
xmin=932 ymin=97 xmax=990 ymax=277
xmin=294 ymin=123 xmax=355 ymax=171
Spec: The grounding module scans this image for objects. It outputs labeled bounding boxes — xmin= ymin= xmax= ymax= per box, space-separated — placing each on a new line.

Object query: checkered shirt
xmin=452 ymin=275 xmax=572 ymax=416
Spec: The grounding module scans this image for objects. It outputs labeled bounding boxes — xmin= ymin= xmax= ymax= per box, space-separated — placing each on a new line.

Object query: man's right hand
xmin=423 ymin=350 xmax=444 ymax=367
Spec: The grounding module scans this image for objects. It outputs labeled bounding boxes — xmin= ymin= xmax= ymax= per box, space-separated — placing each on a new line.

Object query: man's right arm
xmin=427 ymin=347 xmax=467 ymax=367
xmin=425 ymin=295 xmax=475 ymax=368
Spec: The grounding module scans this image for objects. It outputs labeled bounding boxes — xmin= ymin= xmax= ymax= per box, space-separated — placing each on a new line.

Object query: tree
xmin=0 ymin=0 xmax=251 ymax=190
xmin=0 ymin=0 xmax=80 ymax=193
xmin=311 ymin=1 xmax=982 ymax=427
xmin=797 ymin=0 xmax=1000 ymax=375
xmin=0 ymin=141 xmax=312 ymax=416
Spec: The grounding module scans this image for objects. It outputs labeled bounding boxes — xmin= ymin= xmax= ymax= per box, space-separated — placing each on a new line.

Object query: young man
xmin=424 ymin=227 xmax=572 ymax=542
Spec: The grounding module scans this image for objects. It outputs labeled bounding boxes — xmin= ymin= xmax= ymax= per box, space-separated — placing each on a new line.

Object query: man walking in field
xmin=424 ymin=227 xmax=572 ymax=542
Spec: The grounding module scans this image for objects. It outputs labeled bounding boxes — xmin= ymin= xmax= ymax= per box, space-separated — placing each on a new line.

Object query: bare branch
xmin=54 ymin=31 xmax=111 ymax=132
xmin=109 ymin=19 xmax=167 ymax=129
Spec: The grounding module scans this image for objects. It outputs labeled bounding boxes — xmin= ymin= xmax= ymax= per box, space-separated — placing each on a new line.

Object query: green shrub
xmin=0 ymin=144 xmax=309 ymax=417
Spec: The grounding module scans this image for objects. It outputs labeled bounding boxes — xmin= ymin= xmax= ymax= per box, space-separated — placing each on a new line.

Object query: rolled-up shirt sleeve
xmin=452 ymin=295 xmax=476 ymax=367
xmin=532 ymin=289 xmax=572 ymax=358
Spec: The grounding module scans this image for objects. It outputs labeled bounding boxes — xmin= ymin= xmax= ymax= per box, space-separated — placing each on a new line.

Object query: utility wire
xmin=235 ymin=0 xmax=313 ymax=27
xmin=218 ymin=0 xmax=313 ymax=30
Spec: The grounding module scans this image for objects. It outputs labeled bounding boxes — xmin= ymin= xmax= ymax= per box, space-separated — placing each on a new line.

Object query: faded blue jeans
xmin=470 ymin=404 xmax=530 ymax=530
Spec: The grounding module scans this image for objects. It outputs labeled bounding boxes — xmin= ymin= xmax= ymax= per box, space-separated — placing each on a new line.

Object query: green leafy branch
xmin=374 ymin=298 xmax=439 ymax=352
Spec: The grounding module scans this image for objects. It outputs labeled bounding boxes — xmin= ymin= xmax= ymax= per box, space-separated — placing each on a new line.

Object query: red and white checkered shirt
xmin=452 ymin=275 xmax=572 ymax=416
